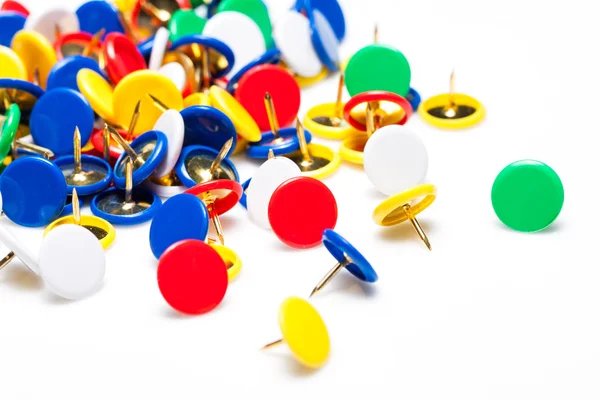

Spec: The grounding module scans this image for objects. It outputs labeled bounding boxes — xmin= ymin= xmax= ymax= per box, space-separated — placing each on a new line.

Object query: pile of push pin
xmin=0 ymin=0 xmax=565 ymax=370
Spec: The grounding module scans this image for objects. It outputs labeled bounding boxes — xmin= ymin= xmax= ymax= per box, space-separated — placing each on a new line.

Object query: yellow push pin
xmin=77 ymin=68 xmax=117 ymax=125
xmin=419 ymin=70 xmax=485 ymax=129
xmin=208 ymin=85 xmax=262 ymax=143
xmin=284 ymin=118 xmax=340 ymax=179
xmin=209 ymin=243 xmax=242 ymax=281
xmin=44 ymin=189 xmax=116 ymax=250
xmin=303 ymin=73 xmax=356 ymax=140
xmin=262 ymin=297 xmax=330 ymax=369
xmin=11 ymin=31 xmax=58 ymax=89
xmin=372 ymin=183 xmax=437 ymax=251
xmin=0 ymin=46 xmax=27 ymax=80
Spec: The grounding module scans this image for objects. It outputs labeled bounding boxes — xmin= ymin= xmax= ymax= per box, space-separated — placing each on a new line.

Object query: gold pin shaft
xmin=310 ymin=261 xmax=347 ymax=298
xmin=402 ymin=204 xmax=432 ymax=251
xmin=262 ymin=339 xmax=284 ymax=350
xmin=0 ymin=251 xmax=15 ymax=271
xmin=264 ymin=93 xmax=280 ymax=139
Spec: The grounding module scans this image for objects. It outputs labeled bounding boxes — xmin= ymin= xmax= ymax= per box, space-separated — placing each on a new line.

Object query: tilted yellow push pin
xmin=45 ymin=188 xmax=116 ymax=250
xmin=284 ymin=118 xmax=340 ymax=180
xmin=262 ymin=297 xmax=330 ymax=369
xmin=373 ymin=184 xmax=437 ymax=251
xmin=419 ymin=70 xmax=485 ymax=129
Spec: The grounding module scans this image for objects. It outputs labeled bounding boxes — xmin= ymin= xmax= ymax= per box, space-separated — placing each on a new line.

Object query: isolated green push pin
xmin=216 ymin=0 xmax=274 ymax=48
xmin=491 ymin=160 xmax=564 ymax=232
xmin=0 ymin=104 xmax=20 ymax=164
xmin=168 ymin=10 xmax=207 ymax=42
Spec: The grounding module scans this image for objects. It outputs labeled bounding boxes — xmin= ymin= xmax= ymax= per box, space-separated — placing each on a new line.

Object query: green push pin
xmin=0 ymin=104 xmax=20 ymax=164
xmin=491 ymin=160 xmax=564 ymax=232
xmin=216 ymin=0 xmax=274 ymax=48
xmin=168 ymin=9 xmax=207 ymax=42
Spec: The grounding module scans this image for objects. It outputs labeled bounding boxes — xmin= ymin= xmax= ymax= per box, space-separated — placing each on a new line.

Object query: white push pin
xmin=25 ymin=8 xmax=80 ymax=42
xmin=273 ymin=10 xmax=323 ymax=78
xmin=159 ymin=62 xmax=187 ymax=92
xmin=202 ymin=11 xmax=266 ymax=78
xmin=0 ymin=223 xmax=40 ymax=275
xmin=148 ymin=27 xmax=170 ymax=71
xmin=246 ymin=152 xmax=301 ymax=230
xmin=363 ymin=125 xmax=429 ymax=196
xmin=39 ymin=224 xmax=106 ymax=300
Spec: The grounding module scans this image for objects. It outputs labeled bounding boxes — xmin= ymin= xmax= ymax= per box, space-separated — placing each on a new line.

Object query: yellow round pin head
xmin=373 ymin=183 xmax=437 ymax=250
xmin=113 ymin=70 xmax=183 ymax=136
xmin=11 ymin=30 xmax=57 ymax=89
xmin=183 ymin=92 xmax=211 ymax=107
xmin=294 ymin=67 xmax=328 ymax=88
xmin=339 ymin=132 xmax=368 ymax=165
xmin=0 ymin=45 xmax=27 ymax=80
xmin=209 ymin=85 xmax=261 ymax=142
xmin=210 ymin=243 xmax=242 ymax=281
xmin=77 ymin=68 xmax=116 ymax=124
xmin=263 ymin=296 xmax=330 ymax=369
xmin=419 ymin=71 xmax=485 ymax=129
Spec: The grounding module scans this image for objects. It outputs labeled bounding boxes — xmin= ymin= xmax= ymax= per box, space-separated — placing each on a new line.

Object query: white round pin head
xmin=159 ymin=62 xmax=187 ymax=92
xmin=25 ymin=8 xmax=80 ymax=42
xmin=203 ymin=11 xmax=266 ymax=79
xmin=247 ymin=157 xmax=301 ymax=230
xmin=148 ymin=27 xmax=170 ymax=71
xmin=144 ymin=179 xmax=187 ymax=198
xmin=39 ymin=224 xmax=105 ymax=301
xmin=363 ymin=125 xmax=429 ymax=196
xmin=274 ymin=10 xmax=323 ymax=78
xmin=0 ymin=223 xmax=39 ymax=274
xmin=152 ymin=109 xmax=185 ymax=178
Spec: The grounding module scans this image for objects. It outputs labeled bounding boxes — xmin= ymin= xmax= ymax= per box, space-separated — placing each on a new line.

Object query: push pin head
xmin=179 ymin=104 xmax=237 ymax=154
xmin=0 ymin=222 xmax=39 ymax=274
xmin=0 ymin=78 xmax=45 ymax=115
xmin=170 ymin=35 xmax=235 ymax=83
xmin=11 ymin=30 xmax=58 ymax=89
xmin=343 ymin=90 xmax=412 ymax=132
xmin=262 ymin=296 xmax=330 ymax=369
xmin=208 ymin=85 xmax=262 ymax=143
xmin=0 ymin=104 xmax=20 ymax=164
xmin=419 ymin=71 xmax=485 ymax=129
xmin=210 ymin=243 xmax=242 ymax=281
xmin=176 ymin=140 xmax=239 ymax=188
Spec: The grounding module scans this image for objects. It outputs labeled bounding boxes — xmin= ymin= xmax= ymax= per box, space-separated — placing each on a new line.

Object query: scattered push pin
xmin=0 ymin=104 xmax=20 ymax=164
xmin=262 ymin=296 xmax=330 ymax=369
xmin=373 ymin=184 xmax=437 ymax=251
xmin=284 ymin=118 xmax=340 ymax=179
xmin=176 ymin=138 xmax=239 ymax=187
xmin=208 ymin=85 xmax=262 ymax=143
xmin=11 ymin=30 xmax=58 ymax=89
xmin=309 ymin=229 xmax=378 ymax=297
xmin=44 ymin=188 xmax=116 ymax=250
xmin=0 ymin=222 xmax=39 ymax=275
xmin=11 ymin=139 xmax=55 ymax=160
xmin=226 ymin=48 xmax=282 ymax=94
xmin=53 ymin=127 xmax=113 ymax=196
xmin=0 ymin=78 xmax=45 ymax=116
xmin=91 ymin=157 xmax=162 ymax=225
xmin=210 ymin=243 xmax=242 ymax=281
xmin=179 ymin=104 xmax=237 ymax=154
xmin=491 ymin=160 xmax=563 ymax=232
xmin=419 ymin=71 xmax=485 ymax=129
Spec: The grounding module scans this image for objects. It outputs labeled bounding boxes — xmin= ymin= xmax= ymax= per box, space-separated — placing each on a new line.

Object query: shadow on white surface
xmin=0 ymin=264 xmax=43 ymax=291
xmin=376 ymin=219 xmax=439 ymax=242
xmin=493 ymin=220 xmax=565 ymax=235
xmin=263 ymin=352 xmax=321 ymax=378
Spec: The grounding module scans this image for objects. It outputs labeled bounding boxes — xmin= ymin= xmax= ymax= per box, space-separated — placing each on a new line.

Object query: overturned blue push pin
xmin=47 ymin=55 xmax=106 ymax=92
xmin=175 ymin=140 xmax=239 ymax=188
xmin=180 ymin=105 xmax=237 ymax=156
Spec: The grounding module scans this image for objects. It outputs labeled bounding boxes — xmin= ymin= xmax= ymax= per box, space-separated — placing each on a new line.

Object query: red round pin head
xmin=157 ymin=240 xmax=228 ymax=315
xmin=343 ymin=90 xmax=413 ymax=131
xmin=234 ymin=64 xmax=300 ymax=132
xmin=184 ymin=179 xmax=242 ymax=216
xmin=1 ymin=1 xmax=29 ymax=17
xmin=103 ymin=32 xmax=147 ymax=84
xmin=268 ymin=176 xmax=338 ymax=249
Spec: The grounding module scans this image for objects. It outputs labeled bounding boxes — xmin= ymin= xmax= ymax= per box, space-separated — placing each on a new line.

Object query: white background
xmin=1 ymin=0 xmax=598 ymax=398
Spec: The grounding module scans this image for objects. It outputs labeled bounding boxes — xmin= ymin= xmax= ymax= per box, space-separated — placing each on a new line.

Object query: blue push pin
xmin=246 ymin=93 xmax=312 ymax=159
xmin=53 ymin=126 xmax=112 ymax=196
xmin=91 ymin=157 xmax=162 ymax=225
xmin=149 ymin=193 xmax=210 ymax=259
xmin=0 ymin=157 xmax=66 ymax=227
xmin=309 ymin=229 xmax=378 ymax=298
xmin=107 ymin=126 xmax=167 ymax=189
xmin=238 ymin=177 xmax=251 ymax=209
xmin=76 ymin=0 xmax=124 ymax=39
xmin=47 ymin=55 xmax=106 ymax=92
xmin=295 ymin=0 xmax=345 ymax=42
xmin=307 ymin=4 xmax=340 ymax=72
xmin=175 ymin=139 xmax=239 ymax=188
xmin=180 ymin=105 xmax=237 ymax=155
xmin=226 ymin=48 xmax=282 ymax=94
xmin=171 ymin=35 xmax=236 ymax=80
xmin=30 ymin=88 xmax=94 ymax=156
xmin=406 ymin=88 xmax=422 ymax=112
xmin=0 ymin=78 xmax=45 ymax=115
xmin=0 ymin=11 xmax=26 ymax=47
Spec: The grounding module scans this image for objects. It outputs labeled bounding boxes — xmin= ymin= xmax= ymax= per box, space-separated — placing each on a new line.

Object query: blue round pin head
xmin=245 ymin=127 xmax=312 ymax=159
xmin=0 ymin=157 xmax=66 ymax=227
xmin=226 ymin=48 xmax=282 ymax=94
xmin=59 ymin=193 xmax=85 ymax=218
xmin=171 ymin=35 xmax=235 ymax=78
xmin=0 ymin=78 xmax=45 ymax=115
xmin=180 ymin=106 xmax=237 ymax=155
xmin=46 ymin=55 xmax=106 ymax=92
xmin=296 ymin=0 xmax=345 ymax=42
xmin=0 ymin=12 xmax=26 ymax=47
xmin=322 ymin=229 xmax=378 ymax=283
xmin=91 ymin=187 xmax=162 ymax=225
xmin=175 ymin=145 xmax=240 ymax=188
xmin=138 ymin=35 xmax=155 ymax=59
xmin=407 ymin=87 xmax=421 ymax=112
xmin=76 ymin=0 xmax=124 ymax=38
xmin=308 ymin=7 xmax=340 ymax=72
xmin=113 ymin=130 xmax=168 ymax=189
xmin=149 ymin=193 xmax=210 ymax=259
xmin=207 ymin=0 xmax=222 ymax=18
xmin=29 ymin=88 xmax=94 ymax=156
xmin=53 ymin=154 xmax=113 ymax=196
xmin=239 ymin=177 xmax=251 ymax=209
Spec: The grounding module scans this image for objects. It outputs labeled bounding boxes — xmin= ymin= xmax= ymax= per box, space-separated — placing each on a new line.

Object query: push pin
xmin=179 ymin=104 xmax=237 ymax=155
xmin=25 ymin=8 xmax=79 ymax=43
xmin=58 ymin=191 xmax=84 ymax=218
xmin=176 ymin=138 xmax=239 ymax=188
xmin=208 ymin=86 xmax=262 ymax=143
xmin=309 ymin=229 xmax=378 ymax=297
xmin=419 ymin=71 xmax=485 ymax=129
xmin=0 ymin=45 xmax=27 ymax=81
xmin=262 ymin=296 xmax=330 ymax=369
xmin=103 ymin=32 xmax=147 ymax=84
xmin=45 ymin=188 xmax=116 ymax=249
xmin=285 ymin=118 xmax=340 ymax=179
xmin=226 ymin=48 xmax=282 ymax=94
xmin=246 ymin=92 xmax=312 ymax=159
xmin=107 ymin=124 xmax=167 ymax=188
xmin=210 ymin=243 xmax=242 ymax=281
xmin=184 ymin=179 xmax=243 ymax=245
xmin=53 ymin=127 xmax=113 ymax=196
xmin=167 ymin=9 xmax=207 ymax=43
xmin=0 ymin=78 xmax=45 ymax=115
xmin=157 ymin=239 xmax=228 ymax=315
xmin=133 ymin=0 xmax=181 ymax=39
xmin=373 ymin=184 xmax=437 ymax=251
xmin=0 ymin=104 xmax=19 ymax=164
xmin=11 ymin=30 xmax=58 ymax=89
xmin=91 ymin=157 xmax=162 ymax=225
xmin=11 ymin=139 xmax=54 ymax=160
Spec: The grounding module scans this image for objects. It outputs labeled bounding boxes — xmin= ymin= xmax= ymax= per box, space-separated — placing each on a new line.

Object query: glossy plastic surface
xmin=180 ymin=105 xmax=237 ymax=154
xmin=322 ymin=229 xmax=377 ymax=282
xmin=113 ymin=130 xmax=168 ymax=188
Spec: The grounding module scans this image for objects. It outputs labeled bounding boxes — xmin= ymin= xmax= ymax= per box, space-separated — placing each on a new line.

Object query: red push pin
xmin=268 ymin=176 xmax=338 ymax=249
xmin=103 ymin=32 xmax=147 ymax=84
xmin=1 ymin=1 xmax=30 ymax=17
xmin=157 ymin=239 xmax=228 ymax=315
